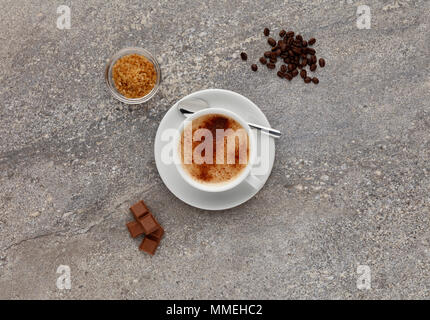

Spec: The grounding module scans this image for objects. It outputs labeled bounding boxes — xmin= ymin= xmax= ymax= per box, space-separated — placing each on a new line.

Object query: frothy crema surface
xmin=179 ymin=114 xmax=249 ymax=185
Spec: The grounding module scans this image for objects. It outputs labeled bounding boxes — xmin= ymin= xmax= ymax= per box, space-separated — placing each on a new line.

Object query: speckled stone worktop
xmin=0 ymin=0 xmax=429 ymax=299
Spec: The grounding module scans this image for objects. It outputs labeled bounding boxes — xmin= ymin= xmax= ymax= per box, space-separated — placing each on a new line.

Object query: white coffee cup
xmin=173 ymin=107 xmax=262 ymax=192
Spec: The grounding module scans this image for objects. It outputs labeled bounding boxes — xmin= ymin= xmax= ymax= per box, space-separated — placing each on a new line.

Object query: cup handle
xmin=245 ymin=173 xmax=262 ymax=189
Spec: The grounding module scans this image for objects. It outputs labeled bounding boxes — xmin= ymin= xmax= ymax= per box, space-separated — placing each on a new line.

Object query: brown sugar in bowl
xmin=105 ymin=47 xmax=161 ymax=104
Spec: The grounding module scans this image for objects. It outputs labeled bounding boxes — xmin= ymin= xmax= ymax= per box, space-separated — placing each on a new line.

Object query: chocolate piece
xmin=139 ymin=237 xmax=159 ymax=255
xmin=138 ymin=213 xmax=159 ymax=234
xmin=126 ymin=199 xmax=165 ymax=255
xmin=148 ymin=226 xmax=164 ymax=241
xmin=126 ymin=221 xmax=145 ymax=238
xmin=130 ymin=200 xmax=149 ymax=220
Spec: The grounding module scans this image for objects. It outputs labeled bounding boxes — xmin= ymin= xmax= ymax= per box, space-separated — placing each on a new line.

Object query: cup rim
xmin=105 ymin=47 xmax=161 ymax=104
xmin=173 ymin=107 xmax=256 ymax=193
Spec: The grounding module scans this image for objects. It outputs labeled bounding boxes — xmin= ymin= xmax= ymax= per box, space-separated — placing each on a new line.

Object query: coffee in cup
xmin=179 ymin=113 xmax=249 ymax=186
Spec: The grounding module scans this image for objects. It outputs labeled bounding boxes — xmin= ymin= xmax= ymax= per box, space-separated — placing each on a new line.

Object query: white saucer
xmin=154 ymin=89 xmax=275 ymax=210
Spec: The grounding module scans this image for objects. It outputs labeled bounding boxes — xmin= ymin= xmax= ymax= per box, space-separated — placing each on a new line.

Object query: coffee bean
xmin=300 ymin=70 xmax=307 ymax=79
xmin=292 ymin=47 xmax=301 ymax=55
xmin=267 ymin=62 xmax=276 ymax=69
xmin=280 ymin=42 xmax=287 ymax=52
xmin=268 ymin=37 xmax=276 ymax=46
xmin=311 ymin=55 xmax=317 ymax=64
xmin=307 ymin=48 xmax=316 ymax=55
xmin=249 ymin=27 xmax=324 ymax=87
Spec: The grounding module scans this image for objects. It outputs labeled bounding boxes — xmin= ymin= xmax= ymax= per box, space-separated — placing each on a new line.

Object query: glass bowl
xmin=105 ymin=47 xmax=161 ymax=104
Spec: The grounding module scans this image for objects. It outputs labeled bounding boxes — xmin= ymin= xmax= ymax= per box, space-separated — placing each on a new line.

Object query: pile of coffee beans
xmin=240 ymin=28 xmax=326 ymax=85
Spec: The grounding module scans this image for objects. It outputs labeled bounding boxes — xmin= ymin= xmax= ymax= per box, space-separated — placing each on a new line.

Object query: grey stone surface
xmin=0 ymin=0 xmax=429 ymax=299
